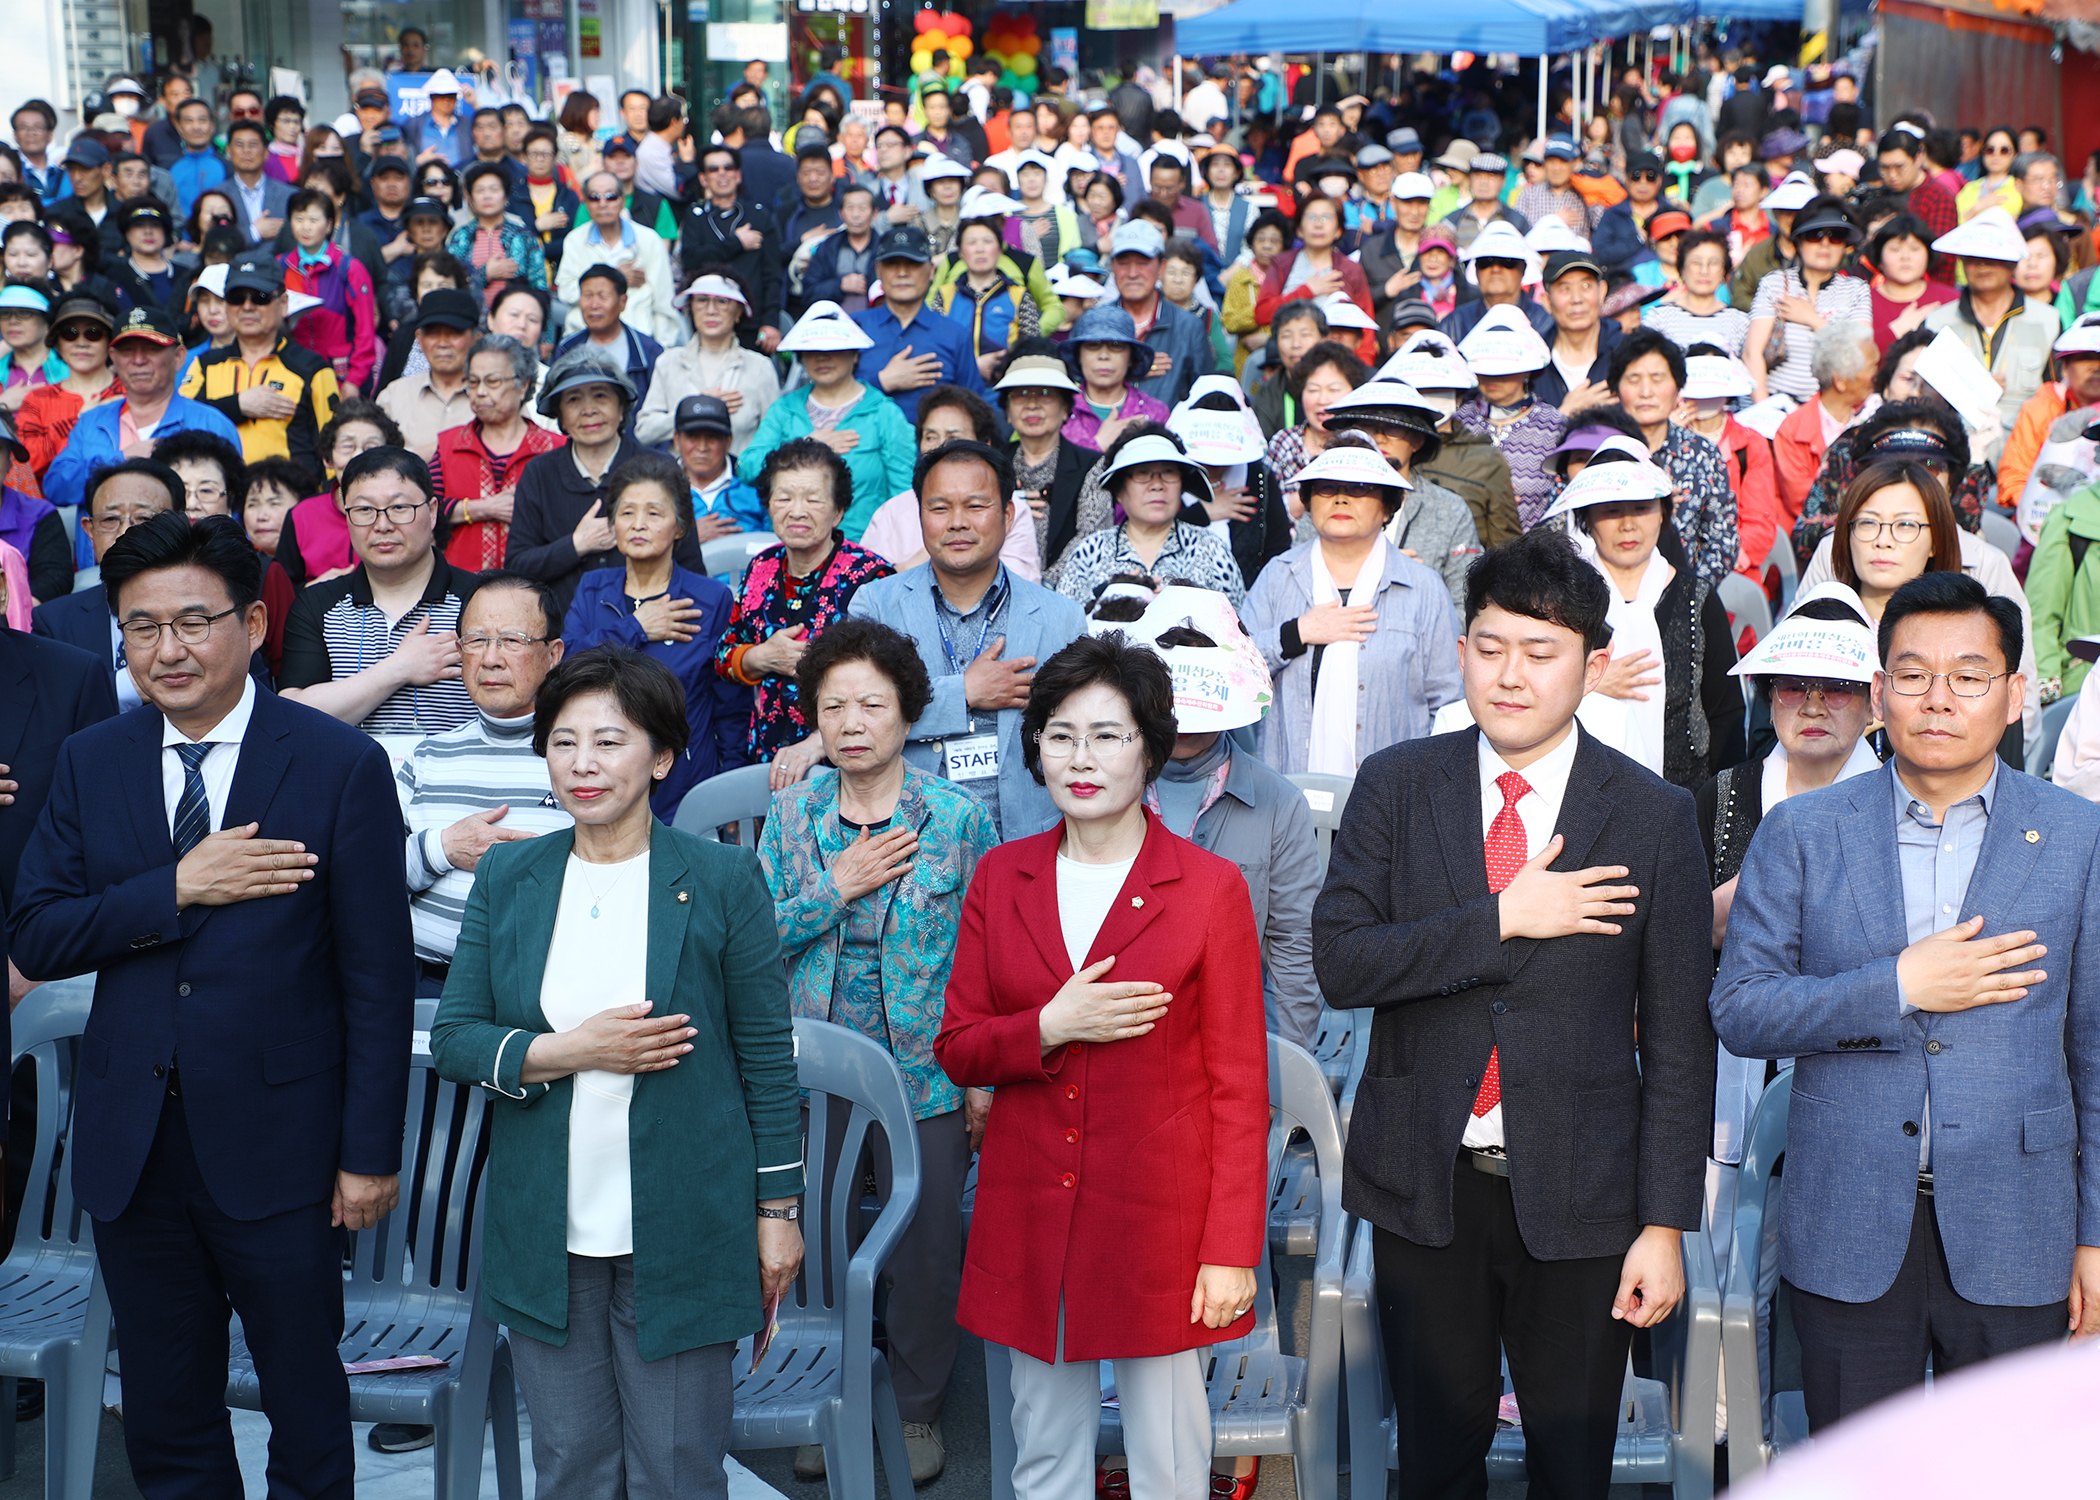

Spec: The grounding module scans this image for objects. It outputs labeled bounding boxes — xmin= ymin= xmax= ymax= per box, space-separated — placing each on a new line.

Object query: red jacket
xmin=934 ymin=814 xmax=1270 ymax=1363
xmin=1253 ymin=248 xmax=1376 ymax=364
xmin=1713 ymin=416 xmax=1780 ymax=577
xmin=1772 ymin=399 xmax=1833 ymax=530
xmin=432 ymin=419 xmax=568 ymax=572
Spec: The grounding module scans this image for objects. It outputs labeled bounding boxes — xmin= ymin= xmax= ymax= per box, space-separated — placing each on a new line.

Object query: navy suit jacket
xmin=8 ymin=687 xmax=415 ymax=1222
xmin=1714 ymin=765 xmax=2100 ymax=1306
xmin=31 ymin=583 xmax=116 ymax=667
xmin=0 ymin=627 xmax=119 ymax=911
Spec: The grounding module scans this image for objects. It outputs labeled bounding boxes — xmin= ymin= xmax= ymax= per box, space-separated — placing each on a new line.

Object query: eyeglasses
xmin=184 ymin=481 xmax=228 ymax=504
xmin=1885 ymin=668 xmax=2009 ymax=697
xmin=225 ymin=289 xmax=278 ymax=307
xmin=1034 ymin=729 xmax=1140 ymax=757
xmin=342 ymin=498 xmax=434 ymax=527
xmin=1850 ymin=516 xmax=1926 ymax=543
xmin=465 ymin=375 xmax=517 ymax=391
xmin=53 ymin=322 xmax=108 ymax=342
xmin=459 ymin=632 xmax=549 ymax=655
xmin=119 ymin=606 xmax=239 ymax=651
xmin=89 ymin=508 xmax=164 ymax=532
xmin=1771 ymin=677 xmax=1861 ymax=708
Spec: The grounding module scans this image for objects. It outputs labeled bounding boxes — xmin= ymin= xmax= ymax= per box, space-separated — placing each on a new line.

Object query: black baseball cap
xmin=1542 ymin=249 xmax=1606 ymax=285
xmin=674 ymin=394 xmax=734 ymax=436
xmin=404 ymin=195 xmax=451 ymax=222
xmin=224 ymin=251 xmax=285 ymax=297
xmin=415 ymin=287 xmax=480 ymax=332
xmin=370 ymin=154 xmax=411 ymax=178
xmin=875 ymin=224 xmax=933 ymax=264
xmin=354 ymin=88 xmax=390 ymax=109
xmin=110 ymin=303 xmax=183 ymax=346
xmin=1626 ymin=150 xmax=1662 ymax=177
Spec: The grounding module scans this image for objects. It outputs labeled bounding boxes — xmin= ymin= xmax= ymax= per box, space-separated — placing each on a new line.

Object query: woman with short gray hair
xmin=433 ymin=331 xmax=568 ymax=569
xmin=1773 ymin=322 xmax=1880 ymax=523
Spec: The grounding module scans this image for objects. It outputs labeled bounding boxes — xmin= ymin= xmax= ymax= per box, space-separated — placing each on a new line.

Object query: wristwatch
xmin=757 ymin=1204 xmax=801 ymax=1221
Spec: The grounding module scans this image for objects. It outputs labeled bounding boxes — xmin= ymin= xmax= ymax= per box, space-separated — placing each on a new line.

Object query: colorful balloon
xmin=911 ymin=48 xmax=932 ymax=72
xmin=913 ymin=7 xmax=940 ymax=31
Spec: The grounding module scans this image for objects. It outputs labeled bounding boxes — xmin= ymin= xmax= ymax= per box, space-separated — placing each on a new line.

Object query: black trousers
xmin=1373 ymin=1157 xmax=1633 ymax=1500
xmin=1788 ymin=1188 xmax=2067 ymax=1434
xmin=93 ymin=1095 xmax=353 ymax=1500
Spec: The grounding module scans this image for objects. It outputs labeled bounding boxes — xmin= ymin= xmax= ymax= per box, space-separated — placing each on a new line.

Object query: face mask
xmin=114 ymin=97 xmax=140 ymax=118
xmin=1669 ymin=142 xmax=1697 ymax=163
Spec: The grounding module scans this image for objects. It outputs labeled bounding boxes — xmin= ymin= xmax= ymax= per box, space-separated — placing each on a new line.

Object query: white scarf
xmin=1597 ymin=550 xmax=1674 ymax=779
xmin=1306 ymin=540 xmax=1384 ymax=776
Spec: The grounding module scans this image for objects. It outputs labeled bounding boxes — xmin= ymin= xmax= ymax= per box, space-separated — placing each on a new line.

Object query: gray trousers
xmin=1008 ymin=1302 xmax=1212 ymax=1500
xmin=819 ymin=1104 xmax=971 ymax=1422
xmin=510 ymin=1254 xmax=734 ymax=1499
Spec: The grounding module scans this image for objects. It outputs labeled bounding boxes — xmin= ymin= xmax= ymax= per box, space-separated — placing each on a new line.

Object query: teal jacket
xmin=737 ymin=384 xmax=917 ymax=542
xmin=429 ymin=822 xmax=804 ymax=1360
xmin=758 ymin=765 xmax=996 ymax=1121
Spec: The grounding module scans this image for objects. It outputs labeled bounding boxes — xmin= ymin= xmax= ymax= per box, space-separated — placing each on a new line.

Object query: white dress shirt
xmin=1461 ymin=722 xmax=1583 ymax=1152
xmin=160 ymin=676 xmax=257 ymax=837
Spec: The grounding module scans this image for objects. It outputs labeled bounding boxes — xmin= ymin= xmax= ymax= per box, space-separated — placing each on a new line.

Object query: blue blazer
xmin=1714 ymin=765 xmax=2100 ymax=1307
xmin=8 ymin=687 xmax=416 ymax=1222
xmin=0 ymin=627 xmax=118 ymax=911
xmin=30 ymin=584 xmax=117 ymax=667
xmin=847 ymin=564 xmax=1088 ymax=841
xmin=561 ymin=563 xmax=752 ymax=820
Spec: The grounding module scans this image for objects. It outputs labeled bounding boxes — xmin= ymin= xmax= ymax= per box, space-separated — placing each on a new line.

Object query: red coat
xmin=934 ymin=813 xmax=1270 ymax=1364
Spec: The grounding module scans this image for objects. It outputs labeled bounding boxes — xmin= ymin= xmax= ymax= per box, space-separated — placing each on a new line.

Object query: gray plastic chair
xmin=733 ymin=1018 xmax=918 ymax=1500
xmin=1718 ymin=571 xmax=1773 ymax=650
xmin=2030 ymin=693 xmax=2078 ymax=778
xmin=1763 ymin=535 xmax=1798 ymax=618
xmin=703 ymin=531 xmax=780 ymax=585
xmin=673 ymin=762 xmax=777 ymax=848
xmin=985 ymin=1034 xmax=1346 ymax=1500
xmin=1981 ymin=507 xmax=2021 ymax=561
xmin=1284 ymin=773 xmax=1353 ymax=884
xmin=223 ymin=1015 xmax=520 ymax=1500
xmin=0 ymin=979 xmax=107 ymax=1500
xmin=1722 ymin=1075 xmax=1806 ymax=1486
xmin=1342 ymin=1208 xmax=1720 ymax=1497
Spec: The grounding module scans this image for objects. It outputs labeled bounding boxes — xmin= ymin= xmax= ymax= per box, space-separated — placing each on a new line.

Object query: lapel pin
xmin=2026 ymin=830 xmax=2041 ymax=844
xmin=676 ymin=891 xmax=690 ymax=903
xmin=1130 ymin=896 xmax=1144 ymax=908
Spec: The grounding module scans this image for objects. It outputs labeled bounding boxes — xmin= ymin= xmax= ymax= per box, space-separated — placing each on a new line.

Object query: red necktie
xmin=1474 ymin=771 xmax=1532 ymax=1117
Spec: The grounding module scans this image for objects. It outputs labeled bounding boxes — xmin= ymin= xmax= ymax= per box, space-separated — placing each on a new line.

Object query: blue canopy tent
xmin=1174 ymin=0 xmax=1599 ymax=57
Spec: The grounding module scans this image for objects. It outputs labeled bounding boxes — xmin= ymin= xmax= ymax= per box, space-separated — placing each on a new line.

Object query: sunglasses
xmin=53 ymin=322 xmax=108 ymax=341
xmin=1985 ymin=144 xmax=2014 ymax=155
xmin=1629 ymin=170 xmax=1660 ymax=182
xmin=225 ymin=289 xmax=279 ymax=307
xmin=1797 ymin=230 xmax=1852 ymax=246
xmin=584 ymin=190 xmax=622 ymax=202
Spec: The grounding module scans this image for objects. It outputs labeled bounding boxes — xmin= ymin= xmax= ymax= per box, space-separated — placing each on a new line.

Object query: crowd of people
xmin=3 ymin=35 xmax=2100 ymax=1500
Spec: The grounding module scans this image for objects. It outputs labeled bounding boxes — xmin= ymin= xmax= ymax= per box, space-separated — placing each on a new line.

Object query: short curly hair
xmin=1019 ymin=631 xmax=1179 ymax=786
xmin=795 ymin=616 xmax=934 ymax=727
xmin=755 ymin=436 xmax=852 ymax=522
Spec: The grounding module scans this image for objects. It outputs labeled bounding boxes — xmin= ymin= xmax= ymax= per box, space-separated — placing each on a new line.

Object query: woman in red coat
xmin=934 ymin=632 xmax=1269 ymax=1500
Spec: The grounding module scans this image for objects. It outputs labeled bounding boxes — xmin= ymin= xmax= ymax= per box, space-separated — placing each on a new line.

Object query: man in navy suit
xmin=10 ymin=511 xmax=414 ymax=1499
xmin=31 ymin=458 xmax=181 ymax=711
xmin=1717 ymin=570 xmax=2100 ymax=1430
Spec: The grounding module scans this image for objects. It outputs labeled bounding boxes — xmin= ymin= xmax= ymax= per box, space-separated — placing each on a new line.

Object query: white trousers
xmin=1007 ymin=1314 xmax=1212 ymax=1500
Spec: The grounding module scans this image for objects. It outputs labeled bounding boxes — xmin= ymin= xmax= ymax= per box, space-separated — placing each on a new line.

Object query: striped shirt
xmin=279 ymin=555 xmax=480 ymax=737
xmin=396 ymin=710 xmax=574 ymax=964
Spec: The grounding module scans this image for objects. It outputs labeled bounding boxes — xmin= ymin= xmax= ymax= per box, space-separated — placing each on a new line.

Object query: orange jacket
xmin=1997 ymin=381 xmax=2075 ymax=518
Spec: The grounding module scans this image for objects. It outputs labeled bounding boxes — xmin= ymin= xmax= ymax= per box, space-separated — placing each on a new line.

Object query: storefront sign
xmin=706 ymin=21 xmax=789 ymax=60
xmin=1049 ymin=27 xmax=1077 ymax=73
xmin=579 ymin=0 xmax=602 ymax=59
xmin=1082 ymin=0 xmax=1158 ymax=29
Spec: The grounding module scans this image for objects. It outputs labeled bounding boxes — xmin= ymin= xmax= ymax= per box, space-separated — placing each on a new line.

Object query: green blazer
xmin=430 ymin=821 xmax=805 ymax=1361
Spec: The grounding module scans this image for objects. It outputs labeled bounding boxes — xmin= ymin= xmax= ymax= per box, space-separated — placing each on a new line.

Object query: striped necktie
xmin=171 ymin=741 xmax=214 ymax=858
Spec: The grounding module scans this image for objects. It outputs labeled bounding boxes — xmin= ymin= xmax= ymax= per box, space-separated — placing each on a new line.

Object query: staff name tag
xmin=945 ymin=733 xmax=1000 ymax=782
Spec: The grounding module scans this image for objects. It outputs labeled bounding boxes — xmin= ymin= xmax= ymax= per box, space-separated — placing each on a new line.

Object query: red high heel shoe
xmin=1209 ymin=1458 xmax=1260 ymax=1499
xmin=1096 ymin=1466 xmax=1130 ymax=1500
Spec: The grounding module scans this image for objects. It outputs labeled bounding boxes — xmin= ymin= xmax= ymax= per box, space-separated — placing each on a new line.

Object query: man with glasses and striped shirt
xmin=278 ymin=446 xmax=476 ymax=754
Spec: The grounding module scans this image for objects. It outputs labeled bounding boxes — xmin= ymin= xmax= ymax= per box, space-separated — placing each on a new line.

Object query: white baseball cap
xmin=1681 ymin=354 xmax=1756 ymax=401
xmin=417 ymin=68 xmax=464 ymax=96
xmin=1759 ymin=171 xmax=1819 ymax=212
xmin=1392 ymin=171 xmax=1435 ymax=201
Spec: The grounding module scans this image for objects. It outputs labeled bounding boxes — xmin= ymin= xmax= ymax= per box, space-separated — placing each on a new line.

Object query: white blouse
xmin=539 ymin=850 xmax=650 ymax=1257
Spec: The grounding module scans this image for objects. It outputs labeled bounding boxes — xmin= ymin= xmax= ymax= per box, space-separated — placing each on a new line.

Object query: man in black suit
xmin=10 ymin=510 xmax=413 ymax=1499
xmin=31 ymin=459 xmax=182 ymax=711
xmin=1312 ymin=527 xmax=1716 ymax=1500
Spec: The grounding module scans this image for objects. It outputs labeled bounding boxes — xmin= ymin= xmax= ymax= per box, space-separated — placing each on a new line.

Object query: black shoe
xmin=368 ymin=1423 xmax=435 ymax=1453
xmin=14 ymin=1379 xmax=42 ymax=1423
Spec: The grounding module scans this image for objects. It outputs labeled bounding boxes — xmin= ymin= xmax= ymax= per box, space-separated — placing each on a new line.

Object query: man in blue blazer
xmin=31 ymin=456 xmax=184 ymax=711
xmin=0 ymin=613 xmax=118 ymax=914
xmin=1716 ymin=571 xmax=2100 ymax=1431
xmin=9 ymin=511 xmax=414 ymax=1499
xmin=848 ymin=438 xmax=1087 ymax=843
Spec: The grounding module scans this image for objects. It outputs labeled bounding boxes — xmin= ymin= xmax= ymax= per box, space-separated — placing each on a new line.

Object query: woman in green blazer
xmin=432 ymin=645 xmax=805 ymax=1498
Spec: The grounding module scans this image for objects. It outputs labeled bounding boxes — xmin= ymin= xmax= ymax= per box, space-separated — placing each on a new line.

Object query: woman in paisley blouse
xmin=756 ymin=615 xmax=996 ymax=1482
xmin=714 ymin=437 xmax=895 ymax=782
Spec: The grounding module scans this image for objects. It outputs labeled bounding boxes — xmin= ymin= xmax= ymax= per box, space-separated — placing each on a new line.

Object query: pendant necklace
xmin=576 ymin=856 xmax=638 ymax=919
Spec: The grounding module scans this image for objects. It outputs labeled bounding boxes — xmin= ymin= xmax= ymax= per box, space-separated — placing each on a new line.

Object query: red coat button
xmin=1069 ymin=1042 xmax=1083 ymax=1054
xmin=1065 ymin=1129 xmax=1079 ymax=1144
xmin=1060 ymin=1172 xmax=1075 ymax=1188
xmin=1065 ymin=1085 xmax=1079 ymax=1100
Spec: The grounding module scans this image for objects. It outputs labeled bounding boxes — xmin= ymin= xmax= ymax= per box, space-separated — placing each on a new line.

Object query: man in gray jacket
xmin=849 ymin=439 xmax=1087 ymax=841
xmin=1107 ymin=220 xmax=1215 ymax=408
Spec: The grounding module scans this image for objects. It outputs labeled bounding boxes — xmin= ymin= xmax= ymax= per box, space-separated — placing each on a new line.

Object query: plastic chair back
xmin=1718 ymin=572 xmax=1772 ymax=650
xmin=1724 ymin=1074 xmax=1798 ymax=1486
xmin=0 ymin=978 xmax=107 ymax=1500
xmin=1762 ymin=535 xmax=1798 ymax=618
xmin=673 ymin=762 xmax=777 ymax=848
xmin=1285 ymin=773 xmax=1353 ymax=883
xmin=2031 ymin=693 xmax=2077 ymax=779
xmin=1980 ymin=508 xmax=2021 ymax=562
xmin=703 ymin=531 xmax=780 ymax=585
xmin=732 ymin=1018 xmax=919 ymax=1499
